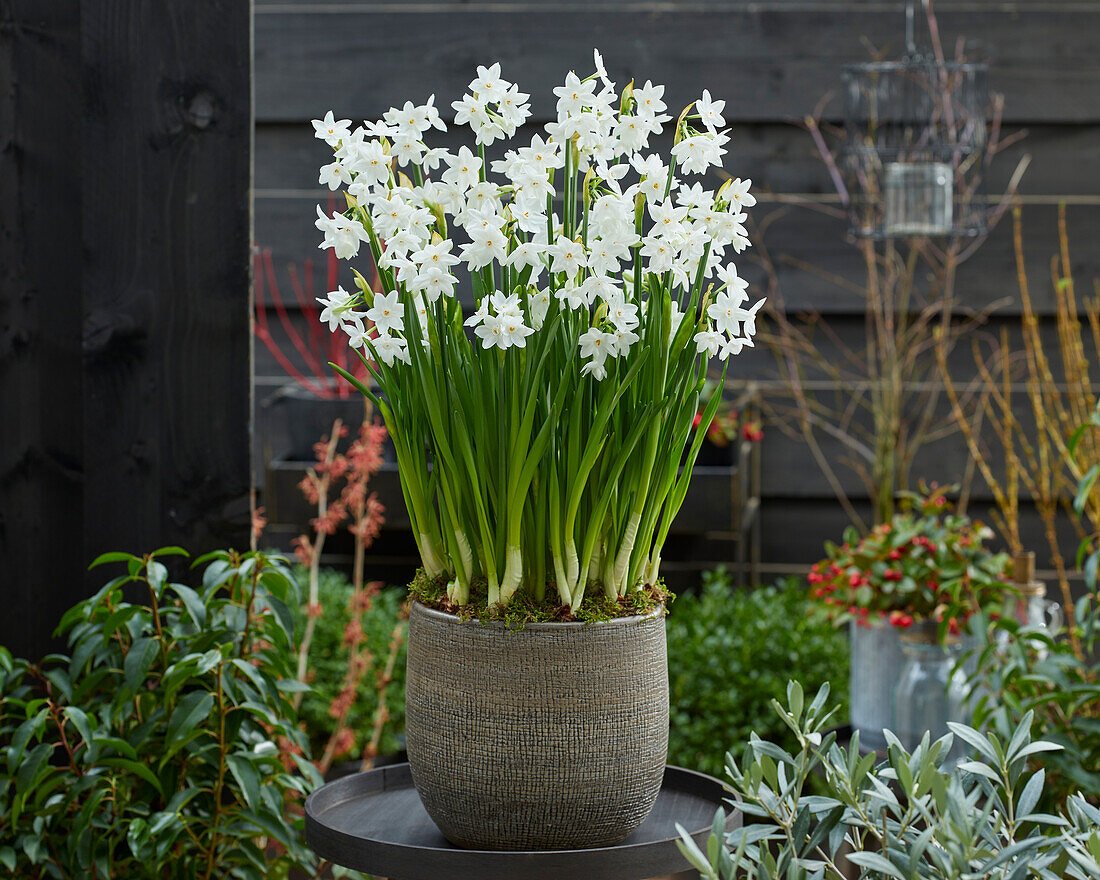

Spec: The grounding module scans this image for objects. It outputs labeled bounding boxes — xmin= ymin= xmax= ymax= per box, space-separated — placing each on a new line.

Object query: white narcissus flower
xmin=607 ymin=299 xmax=640 ymax=331
xmin=639 ymin=236 xmax=675 ymax=274
xmin=421 ymin=147 xmax=449 ymax=172
xmin=718 ymin=334 xmax=754 ymax=361
xmin=578 ymin=327 xmax=615 ymax=378
xmin=578 ymin=274 xmax=621 ymax=306
xmin=441 ymin=146 xmax=483 ymax=193
xmin=315 ymin=206 xmax=369 ymax=260
xmin=366 ymin=290 xmax=403 ymax=335
xmin=549 ymin=240 xmax=587 ymax=277
xmin=390 ymin=133 xmax=426 ymax=167
xmin=498 ymin=84 xmax=532 ymax=133
xmin=498 ymin=316 xmax=535 ymax=349
xmin=414 ymin=95 xmax=447 ymax=134
xmin=676 ymin=182 xmax=713 ymax=210
xmin=471 ymin=62 xmax=510 ymax=104
xmin=707 ymin=291 xmax=746 ymax=337
xmin=715 ymin=263 xmax=749 ymax=305
xmin=464 ymin=299 xmax=490 ymax=328
xmin=608 ymin=327 xmax=640 ymax=358
xmin=362 ymin=120 xmax=397 ymax=139
xmin=319 ymin=161 xmax=352 ymax=191
xmin=672 ymin=132 xmax=729 ymax=175
xmin=412 ymin=240 xmax=460 ymax=272
xmin=312 ymin=111 xmax=351 ymax=146
xmin=737 ymin=298 xmax=767 ymax=336
xmin=373 ymin=333 xmax=411 ymax=366
xmin=474 ymin=313 xmax=505 ymax=349
xmin=490 ymin=291 xmax=524 ymax=319
xmin=383 ymin=100 xmax=424 ymax=137
xmin=351 ymin=139 xmax=392 ymax=187
xmin=505 ymin=242 xmax=546 ymax=280
xmin=461 ymin=226 xmax=508 ymax=270
xmin=694 ymin=328 xmax=723 ymax=357
xmin=633 ymin=80 xmax=667 ymax=118
xmin=420 ymin=267 xmax=457 ymax=302
xmin=529 ymin=288 xmax=552 ymax=329
xmin=593 ymin=48 xmax=614 ymax=90
xmin=649 ymin=201 xmax=689 ymax=235
xmin=726 ymin=177 xmax=757 ymax=209
xmin=695 ymin=89 xmax=726 ymax=132
xmin=317 ymin=286 xmax=358 ymax=332
xmin=553 ymin=71 xmax=598 ymax=119
xmin=581 ymin=360 xmax=608 ymax=381
xmin=556 ymin=282 xmax=590 ymax=311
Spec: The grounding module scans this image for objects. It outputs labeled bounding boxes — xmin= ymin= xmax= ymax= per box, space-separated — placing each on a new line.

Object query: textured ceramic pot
xmin=404 ymin=601 xmax=669 ymax=851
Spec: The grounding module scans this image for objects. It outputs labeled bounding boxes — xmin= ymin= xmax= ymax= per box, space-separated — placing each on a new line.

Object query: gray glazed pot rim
xmin=410 ymin=600 xmax=664 ymax=630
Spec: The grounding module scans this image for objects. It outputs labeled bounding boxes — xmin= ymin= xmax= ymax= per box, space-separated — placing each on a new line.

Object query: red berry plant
xmin=807 ymin=484 xmax=1011 ymax=639
xmin=694 ymin=379 xmax=764 ymax=447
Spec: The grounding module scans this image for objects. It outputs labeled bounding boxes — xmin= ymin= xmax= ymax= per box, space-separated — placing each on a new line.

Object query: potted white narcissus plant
xmin=310 ymin=50 xmax=765 ymax=851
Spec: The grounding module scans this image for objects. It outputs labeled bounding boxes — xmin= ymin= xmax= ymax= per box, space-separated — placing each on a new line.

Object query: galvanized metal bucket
xmin=849 ymin=620 xmax=906 ymax=751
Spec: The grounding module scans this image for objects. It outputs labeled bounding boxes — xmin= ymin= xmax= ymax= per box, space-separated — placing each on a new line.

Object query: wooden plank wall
xmin=253 ymin=0 xmax=1100 ymax=572
xmin=0 ymin=2 xmax=253 ymax=659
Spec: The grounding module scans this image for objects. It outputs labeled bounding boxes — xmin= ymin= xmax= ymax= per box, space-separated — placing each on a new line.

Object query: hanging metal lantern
xmin=841 ymin=4 xmax=990 ymax=239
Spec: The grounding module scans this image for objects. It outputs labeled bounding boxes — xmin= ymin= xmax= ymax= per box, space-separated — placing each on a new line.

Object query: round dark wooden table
xmin=305 ymin=763 xmax=740 ymax=880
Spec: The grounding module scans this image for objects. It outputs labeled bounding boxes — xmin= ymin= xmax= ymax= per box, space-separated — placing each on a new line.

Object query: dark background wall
xmin=1 ymin=2 xmax=253 ymax=659
xmin=253 ymin=1 xmax=1100 ymax=573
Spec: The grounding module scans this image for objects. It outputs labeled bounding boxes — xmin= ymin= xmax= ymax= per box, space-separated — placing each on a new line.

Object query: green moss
xmin=407 ymin=567 xmax=672 ymax=628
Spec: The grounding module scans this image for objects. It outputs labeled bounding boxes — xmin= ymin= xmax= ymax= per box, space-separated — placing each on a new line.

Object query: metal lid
xmin=1013 ymin=551 xmax=1047 ymax=597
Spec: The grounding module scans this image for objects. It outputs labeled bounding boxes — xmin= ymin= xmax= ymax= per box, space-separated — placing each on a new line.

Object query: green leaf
xmin=167 ymin=583 xmax=206 ymax=628
xmin=259 ymin=593 xmax=295 ymax=640
xmin=15 ymin=743 xmax=52 ymax=794
xmin=1016 ymin=767 xmax=1044 ymax=819
xmin=0 ymin=847 xmax=15 ymax=871
xmin=1074 ymin=464 xmax=1099 ymax=515
xmin=150 ymin=546 xmax=189 ymax=558
xmin=239 ymin=809 xmax=295 ymax=849
xmin=98 ymin=757 xmax=165 ymax=796
xmin=946 ymin=722 xmax=999 ymax=763
xmin=675 ymin=822 xmax=715 ymax=878
xmin=63 ymin=706 xmax=95 ymax=755
xmin=957 ymin=760 xmax=1001 ymax=783
xmin=89 ymin=551 xmax=140 ymax=569
xmin=227 ymin=753 xmax=262 ymax=811
xmin=846 ymin=851 xmax=906 ymax=879
xmin=166 ymin=691 xmax=215 ymax=747
xmin=787 ymin=680 xmax=804 ymax=721
xmin=124 ymin=637 xmax=160 ymax=690
xmin=9 ymin=708 xmax=48 ymax=769
xmin=1014 ymin=741 xmax=1063 ymax=760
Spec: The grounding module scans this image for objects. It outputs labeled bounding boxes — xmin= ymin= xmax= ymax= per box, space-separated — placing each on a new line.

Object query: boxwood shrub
xmin=666 ymin=569 xmax=849 ymax=779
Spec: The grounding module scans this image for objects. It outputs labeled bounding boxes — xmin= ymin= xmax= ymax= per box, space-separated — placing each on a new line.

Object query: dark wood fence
xmin=0 ymin=2 xmax=252 ymax=659
xmin=253 ymin=1 xmax=1100 ymax=572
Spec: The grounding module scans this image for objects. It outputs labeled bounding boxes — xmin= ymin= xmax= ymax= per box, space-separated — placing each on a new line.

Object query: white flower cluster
xmin=311 ymin=49 xmax=763 ymax=373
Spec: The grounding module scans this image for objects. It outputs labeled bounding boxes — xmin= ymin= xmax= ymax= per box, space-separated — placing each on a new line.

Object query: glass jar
xmin=893 ymin=626 xmax=967 ymax=768
xmin=999 ymin=552 xmax=1064 ymax=659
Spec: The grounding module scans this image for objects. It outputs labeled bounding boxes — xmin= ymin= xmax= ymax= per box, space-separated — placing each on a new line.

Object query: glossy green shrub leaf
xmin=0 ymin=548 xmax=339 ymax=879
xmin=166 ymin=691 xmax=214 ymax=747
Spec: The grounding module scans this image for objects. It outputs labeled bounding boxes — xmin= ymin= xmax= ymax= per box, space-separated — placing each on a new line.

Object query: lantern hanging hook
xmin=905 ymin=0 xmax=917 ymax=57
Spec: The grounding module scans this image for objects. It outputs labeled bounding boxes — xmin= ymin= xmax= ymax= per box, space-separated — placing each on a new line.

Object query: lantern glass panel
xmin=884 ymin=162 xmax=953 ymax=236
